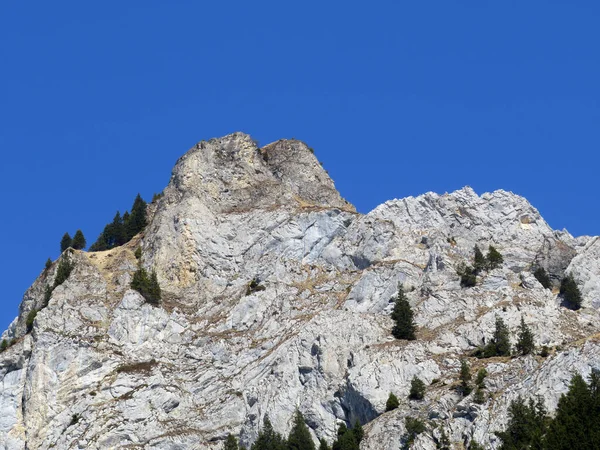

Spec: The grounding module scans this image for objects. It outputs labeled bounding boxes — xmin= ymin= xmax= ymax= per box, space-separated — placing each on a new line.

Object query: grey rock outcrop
xmin=1 ymin=133 xmax=599 ymax=449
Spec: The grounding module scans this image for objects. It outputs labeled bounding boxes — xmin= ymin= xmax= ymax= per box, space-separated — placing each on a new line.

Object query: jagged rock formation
xmin=1 ymin=132 xmax=600 ymax=449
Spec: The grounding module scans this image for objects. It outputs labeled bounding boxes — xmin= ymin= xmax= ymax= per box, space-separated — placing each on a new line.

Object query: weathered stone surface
xmin=1 ymin=133 xmax=599 ymax=449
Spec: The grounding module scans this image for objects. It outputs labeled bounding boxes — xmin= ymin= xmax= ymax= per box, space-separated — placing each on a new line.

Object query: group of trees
xmin=223 ymin=412 xmax=364 ymax=450
xmin=533 ymin=267 xmax=583 ymax=311
xmin=131 ymin=266 xmax=161 ymax=306
xmin=473 ymin=316 xmax=535 ymax=359
xmin=89 ymin=194 xmax=147 ymax=251
xmin=457 ymin=245 xmax=504 ymax=288
xmin=496 ymin=371 xmax=600 ymax=449
xmin=60 ymin=230 xmax=86 ymax=252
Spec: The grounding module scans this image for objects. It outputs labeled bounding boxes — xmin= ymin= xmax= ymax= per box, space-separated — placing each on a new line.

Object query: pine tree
xmin=473 ymin=245 xmax=486 ymax=274
xmin=560 ymin=274 xmax=583 ymax=310
xmin=516 ymin=317 xmax=535 ymax=356
xmin=60 ymin=232 xmax=72 ymax=252
xmin=386 ymin=392 xmax=399 ymax=411
xmin=318 ymin=439 xmax=330 ymax=450
xmin=402 ymin=417 xmax=426 ymax=449
xmin=331 ymin=427 xmax=358 ymax=450
xmin=251 ymin=416 xmax=286 ymax=450
xmin=493 ymin=316 xmax=511 ymax=357
xmin=486 ymin=245 xmax=504 ymax=270
xmin=457 ymin=263 xmax=477 ymax=287
xmin=126 ymin=194 xmax=148 ymax=240
xmin=409 ymin=376 xmax=426 ymax=400
xmin=223 ymin=434 xmax=239 ymax=450
xmin=287 ymin=410 xmax=315 ymax=450
xmin=533 ymin=267 xmax=552 ymax=289
xmin=352 ymin=419 xmax=363 ymax=444
xmin=391 ymin=285 xmax=416 ymax=340
xmin=54 ymin=256 xmax=74 ymax=288
xmin=71 ymin=230 xmax=86 ymax=250
xmin=496 ymin=396 xmax=547 ymax=450
xmin=44 ymin=258 xmax=52 ymax=271
xmin=460 ymin=359 xmax=472 ymax=395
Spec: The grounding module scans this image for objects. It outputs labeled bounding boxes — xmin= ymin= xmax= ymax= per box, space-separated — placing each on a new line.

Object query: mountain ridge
xmin=1 ymin=133 xmax=600 ymax=449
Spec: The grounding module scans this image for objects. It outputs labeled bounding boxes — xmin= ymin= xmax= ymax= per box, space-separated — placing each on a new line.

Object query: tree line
xmin=222 ymin=411 xmax=364 ymax=450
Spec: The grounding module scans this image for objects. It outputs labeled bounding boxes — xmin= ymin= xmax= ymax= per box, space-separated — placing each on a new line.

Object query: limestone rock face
xmin=1 ymin=133 xmax=600 ymax=450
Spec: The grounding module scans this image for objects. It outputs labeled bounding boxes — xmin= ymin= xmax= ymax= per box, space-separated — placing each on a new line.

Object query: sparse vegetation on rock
xmin=560 ymin=274 xmax=582 ymax=310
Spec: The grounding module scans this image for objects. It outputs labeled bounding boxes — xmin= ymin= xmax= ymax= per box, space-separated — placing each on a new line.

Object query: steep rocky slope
xmin=1 ymin=133 xmax=599 ymax=449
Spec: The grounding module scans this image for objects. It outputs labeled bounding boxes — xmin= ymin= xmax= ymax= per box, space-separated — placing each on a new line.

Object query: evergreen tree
xmin=545 ymin=373 xmax=600 ymax=449
xmin=492 ymin=316 xmax=511 ymax=357
xmin=473 ymin=245 xmax=486 ymax=274
xmin=352 ymin=419 xmax=364 ymax=444
xmin=386 ymin=392 xmax=399 ymax=411
xmin=54 ymin=256 xmax=74 ymax=288
xmin=460 ymin=359 xmax=472 ymax=396
xmin=560 ymin=274 xmax=583 ymax=310
xmin=391 ymin=285 xmax=416 ymax=340
xmin=251 ymin=416 xmax=286 ymax=450
xmin=126 ymin=194 xmax=148 ymax=240
xmin=516 ymin=317 xmax=535 ymax=356
xmin=60 ymin=233 xmax=72 ymax=252
xmin=409 ymin=376 xmax=426 ymax=400
xmin=71 ymin=230 xmax=86 ymax=250
xmin=223 ymin=434 xmax=239 ymax=450
xmin=473 ymin=388 xmax=486 ymax=404
xmin=457 ymin=263 xmax=477 ymax=288
xmin=287 ymin=410 xmax=315 ymax=450
xmin=44 ymin=258 xmax=52 ymax=271
xmin=402 ymin=417 xmax=426 ymax=450
xmin=331 ymin=427 xmax=358 ymax=450
xmin=486 ymin=245 xmax=504 ymax=270
xmin=318 ymin=439 xmax=330 ymax=450
xmin=496 ymin=396 xmax=547 ymax=450
xmin=533 ymin=267 xmax=552 ymax=289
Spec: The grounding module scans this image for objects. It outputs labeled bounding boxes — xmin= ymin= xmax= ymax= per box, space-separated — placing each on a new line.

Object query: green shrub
xmin=560 ymin=274 xmax=582 ymax=310
xmin=475 ymin=368 xmax=488 ymax=388
xmin=473 ymin=245 xmax=486 ymax=274
xmin=246 ymin=277 xmax=266 ymax=295
xmin=386 ymin=392 xmax=399 ymax=411
xmin=131 ymin=268 xmax=161 ymax=305
xmin=533 ymin=267 xmax=552 ymax=289
xmin=54 ymin=256 xmax=74 ymax=288
xmin=460 ymin=360 xmax=472 ymax=396
xmin=134 ymin=247 xmax=142 ymax=260
xmin=540 ymin=345 xmax=550 ymax=357
xmin=486 ymin=245 xmax=504 ymax=270
xmin=0 ymin=339 xmax=7 ymax=352
xmin=473 ymin=387 xmax=486 ymax=404
xmin=402 ymin=416 xmax=426 ymax=449
xmin=409 ymin=376 xmax=426 ymax=400
xmin=26 ymin=309 xmax=38 ymax=333
xmin=457 ymin=263 xmax=477 ymax=288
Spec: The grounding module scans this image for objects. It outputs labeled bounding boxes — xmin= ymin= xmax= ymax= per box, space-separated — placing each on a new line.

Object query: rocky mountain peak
xmin=2 ymin=134 xmax=600 ymax=450
xmin=168 ymin=132 xmax=353 ymax=214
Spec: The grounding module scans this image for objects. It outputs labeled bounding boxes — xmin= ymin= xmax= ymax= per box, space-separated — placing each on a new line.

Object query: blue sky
xmin=1 ymin=1 xmax=599 ymax=332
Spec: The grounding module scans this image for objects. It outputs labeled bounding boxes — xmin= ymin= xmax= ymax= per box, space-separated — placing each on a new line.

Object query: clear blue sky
xmin=1 ymin=1 xmax=599 ymax=332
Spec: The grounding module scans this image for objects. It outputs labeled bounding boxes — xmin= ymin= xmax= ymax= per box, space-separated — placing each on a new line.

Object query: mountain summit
xmin=1 ymin=134 xmax=599 ymax=449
